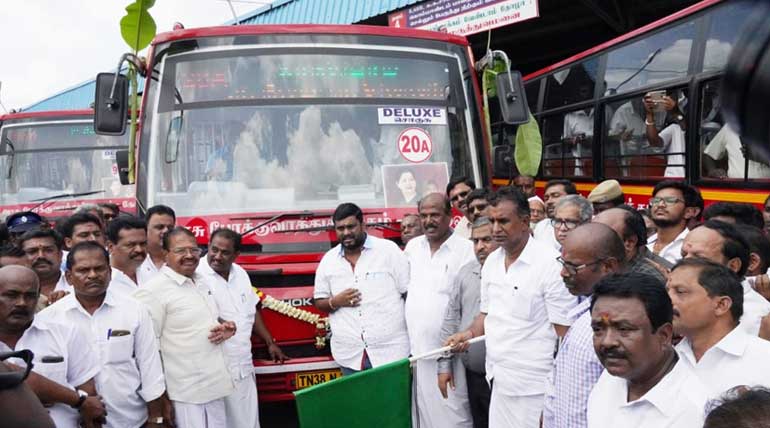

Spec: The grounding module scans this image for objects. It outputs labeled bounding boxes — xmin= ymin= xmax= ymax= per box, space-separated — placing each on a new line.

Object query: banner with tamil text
xmin=389 ymin=0 xmax=539 ymax=36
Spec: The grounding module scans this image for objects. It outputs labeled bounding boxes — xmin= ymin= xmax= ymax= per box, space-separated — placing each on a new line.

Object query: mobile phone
xmin=646 ymin=90 xmax=666 ymax=102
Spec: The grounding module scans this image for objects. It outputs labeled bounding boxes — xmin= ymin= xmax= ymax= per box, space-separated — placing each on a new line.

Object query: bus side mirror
xmin=115 ymin=150 xmax=131 ymax=185
xmin=94 ymin=73 xmax=128 ymax=135
xmin=496 ymin=71 xmax=529 ymax=125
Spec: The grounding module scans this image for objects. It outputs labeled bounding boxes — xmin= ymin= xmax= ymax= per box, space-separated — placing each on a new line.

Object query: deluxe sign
xmin=388 ymin=0 xmax=539 ymax=36
xmin=378 ymin=107 xmax=447 ymax=125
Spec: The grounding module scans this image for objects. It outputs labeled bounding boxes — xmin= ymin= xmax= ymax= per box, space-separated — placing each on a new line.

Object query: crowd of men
xmin=1 ymin=177 xmax=770 ymax=427
xmin=322 ymin=175 xmax=770 ymax=428
xmin=0 ymin=203 xmax=285 ymax=428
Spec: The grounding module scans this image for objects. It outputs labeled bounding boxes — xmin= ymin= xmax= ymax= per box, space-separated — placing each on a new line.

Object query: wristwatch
xmin=148 ymin=416 xmax=164 ymax=424
xmin=71 ymin=389 xmax=88 ymax=409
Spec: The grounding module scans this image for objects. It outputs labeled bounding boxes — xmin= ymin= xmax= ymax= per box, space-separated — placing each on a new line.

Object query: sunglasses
xmin=0 ymin=349 xmax=34 ymax=390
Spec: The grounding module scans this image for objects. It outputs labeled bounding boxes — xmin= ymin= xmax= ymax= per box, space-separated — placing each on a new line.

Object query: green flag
xmin=294 ymin=358 xmax=412 ymax=428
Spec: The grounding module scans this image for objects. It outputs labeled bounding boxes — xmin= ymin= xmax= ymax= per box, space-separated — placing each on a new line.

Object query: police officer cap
xmin=587 ymin=180 xmax=623 ymax=203
xmin=6 ymin=211 xmax=44 ymax=233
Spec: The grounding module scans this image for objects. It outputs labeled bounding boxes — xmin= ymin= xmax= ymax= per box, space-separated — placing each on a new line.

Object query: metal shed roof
xmin=237 ymin=0 xmax=420 ymax=25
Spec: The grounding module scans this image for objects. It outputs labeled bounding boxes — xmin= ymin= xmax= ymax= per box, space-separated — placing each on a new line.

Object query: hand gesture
xmin=79 ymin=395 xmax=107 ymax=428
xmin=209 ymin=319 xmax=237 ymax=344
xmin=331 ymin=288 xmax=362 ymax=308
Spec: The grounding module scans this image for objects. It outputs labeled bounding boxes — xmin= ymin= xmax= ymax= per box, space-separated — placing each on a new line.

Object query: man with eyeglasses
xmin=551 ymin=195 xmax=593 ymax=248
xmin=647 ymin=181 xmax=701 ymax=265
xmin=106 ymin=217 xmax=149 ymax=293
xmin=534 ymin=179 xmax=579 ymax=250
xmin=445 ymin=187 xmax=575 ymax=427
xmin=97 ymin=203 xmax=121 ymax=225
xmin=543 ymin=223 xmax=625 ymax=428
xmin=198 ymin=228 xmax=287 ymax=428
xmin=134 ymin=227 xmax=237 ymax=428
xmin=447 ymin=176 xmax=476 ymax=239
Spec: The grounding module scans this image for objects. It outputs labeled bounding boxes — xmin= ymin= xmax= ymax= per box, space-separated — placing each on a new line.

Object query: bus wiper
xmin=233 ymin=210 xmax=318 ymax=238
xmin=28 ymin=190 xmax=105 ymax=212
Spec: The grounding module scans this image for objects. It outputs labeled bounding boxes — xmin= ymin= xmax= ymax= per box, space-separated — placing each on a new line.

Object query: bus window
xmin=525 ymin=79 xmax=541 ymax=114
xmin=544 ymin=57 xmax=599 ymax=110
xmin=604 ymin=20 xmax=695 ymax=96
xmin=703 ymin=2 xmax=753 ymax=73
xmin=542 ymin=108 xmax=593 ymax=178
xmin=700 ymin=81 xmax=770 ymax=181
xmin=605 ymin=88 xmax=687 ymax=179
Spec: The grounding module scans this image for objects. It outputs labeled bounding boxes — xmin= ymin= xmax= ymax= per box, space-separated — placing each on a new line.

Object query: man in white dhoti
xmin=405 ymin=193 xmax=475 ymax=428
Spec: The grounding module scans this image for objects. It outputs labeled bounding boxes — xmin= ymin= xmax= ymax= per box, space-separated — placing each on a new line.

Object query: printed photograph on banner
xmin=382 ymin=162 xmax=449 ymax=208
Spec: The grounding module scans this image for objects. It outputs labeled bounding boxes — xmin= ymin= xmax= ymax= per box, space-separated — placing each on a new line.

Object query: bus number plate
xmin=295 ymin=369 xmax=342 ymax=389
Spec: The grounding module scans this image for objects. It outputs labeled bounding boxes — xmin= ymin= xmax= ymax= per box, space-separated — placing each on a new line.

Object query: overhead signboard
xmin=388 ymin=0 xmax=539 ymax=36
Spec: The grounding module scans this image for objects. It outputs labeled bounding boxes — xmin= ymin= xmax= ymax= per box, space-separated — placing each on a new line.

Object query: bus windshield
xmin=0 ymin=119 xmax=132 ymax=206
xmin=146 ymin=45 xmax=477 ymax=216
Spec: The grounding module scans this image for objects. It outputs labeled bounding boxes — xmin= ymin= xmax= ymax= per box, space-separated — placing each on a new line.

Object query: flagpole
xmin=408 ymin=335 xmax=486 ymax=364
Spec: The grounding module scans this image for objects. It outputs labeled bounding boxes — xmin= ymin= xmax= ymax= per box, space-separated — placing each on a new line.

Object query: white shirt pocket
xmin=34 ymin=358 xmax=68 ymax=385
xmin=106 ymin=334 xmax=134 ymax=364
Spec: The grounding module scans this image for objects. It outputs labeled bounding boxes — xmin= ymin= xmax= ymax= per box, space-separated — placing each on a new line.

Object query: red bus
xmin=93 ymin=24 xmax=520 ymax=401
xmin=0 ymin=110 xmax=135 ymax=219
xmin=490 ymin=0 xmax=769 ymax=207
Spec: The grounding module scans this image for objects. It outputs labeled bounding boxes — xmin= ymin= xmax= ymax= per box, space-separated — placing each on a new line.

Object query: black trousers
xmin=466 ymin=368 xmax=491 ymax=428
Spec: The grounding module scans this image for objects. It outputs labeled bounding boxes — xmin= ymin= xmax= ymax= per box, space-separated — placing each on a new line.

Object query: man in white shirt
xmin=0 ymin=265 xmax=106 ymax=428
xmin=198 ymin=228 xmax=287 ymax=428
xmin=405 ymin=193 xmax=475 ymax=428
xmin=43 ymin=242 xmax=168 ymax=428
xmin=643 ymin=94 xmax=686 ymax=178
xmin=587 ymin=272 xmax=708 ymax=428
xmin=447 ymin=177 xmax=476 ymax=239
xmin=534 ymin=179 xmax=578 ymax=250
xmin=703 ymin=124 xmax=770 ymax=179
xmin=681 ymin=220 xmax=770 ymax=336
xmin=19 ymin=229 xmax=72 ymax=303
xmin=106 ymin=217 xmax=149 ymax=291
xmin=134 ymin=227 xmax=237 ymax=428
xmin=647 ymin=180 xmax=700 ymax=265
xmin=315 ymin=203 xmax=410 ymax=375
xmin=562 ymin=108 xmax=593 ymax=176
xmin=138 ymin=205 xmax=175 ymax=285
xmin=668 ymin=258 xmax=770 ymax=398
xmin=447 ymin=187 xmax=576 ymax=427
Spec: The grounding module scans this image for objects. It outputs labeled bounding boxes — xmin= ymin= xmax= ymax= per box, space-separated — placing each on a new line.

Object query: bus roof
xmin=0 ymin=109 xmax=94 ymax=122
xmin=524 ymin=0 xmax=723 ymax=81
xmin=152 ymin=24 xmax=470 ymax=47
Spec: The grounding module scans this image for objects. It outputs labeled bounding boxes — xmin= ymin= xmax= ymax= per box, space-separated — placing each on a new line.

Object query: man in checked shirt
xmin=542 ymin=223 xmax=626 ymax=428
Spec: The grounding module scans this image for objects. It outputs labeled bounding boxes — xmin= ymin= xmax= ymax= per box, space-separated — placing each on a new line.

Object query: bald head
xmin=564 ymin=223 xmax=626 ymax=263
xmin=0 ymin=265 xmax=39 ymax=292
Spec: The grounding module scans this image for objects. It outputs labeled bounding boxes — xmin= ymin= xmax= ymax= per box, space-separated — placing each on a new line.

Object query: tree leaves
xmin=120 ymin=0 xmax=156 ymax=53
